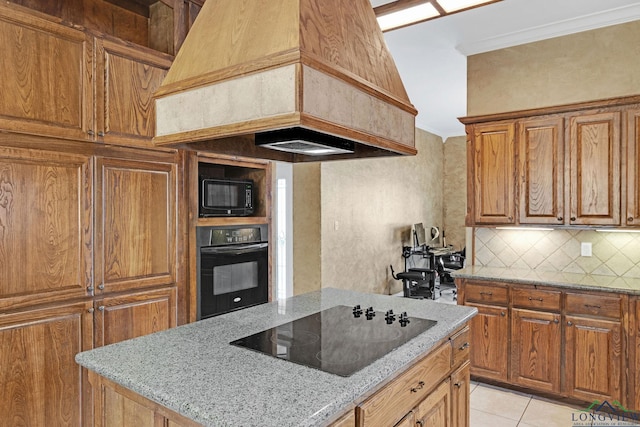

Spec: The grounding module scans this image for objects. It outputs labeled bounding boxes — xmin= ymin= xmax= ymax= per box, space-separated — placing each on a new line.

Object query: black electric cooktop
xmin=230 ymin=305 xmax=437 ymax=377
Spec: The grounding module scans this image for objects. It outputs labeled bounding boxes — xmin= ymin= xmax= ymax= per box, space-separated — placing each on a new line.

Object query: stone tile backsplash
xmin=474 ymin=228 xmax=640 ymax=278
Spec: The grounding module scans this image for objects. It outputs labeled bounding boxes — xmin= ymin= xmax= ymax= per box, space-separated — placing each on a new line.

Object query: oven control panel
xmin=209 ymin=227 xmax=262 ymax=245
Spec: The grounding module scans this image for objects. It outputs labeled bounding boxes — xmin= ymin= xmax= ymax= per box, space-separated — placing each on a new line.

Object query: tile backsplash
xmin=474 ymin=228 xmax=640 ymax=278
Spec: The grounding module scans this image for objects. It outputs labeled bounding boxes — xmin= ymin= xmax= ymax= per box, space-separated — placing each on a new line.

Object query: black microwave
xmin=199 ymin=178 xmax=254 ymax=217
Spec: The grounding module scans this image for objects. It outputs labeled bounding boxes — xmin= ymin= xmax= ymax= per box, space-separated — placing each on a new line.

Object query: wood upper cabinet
xmin=517 ymin=117 xmax=565 ymax=225
xmin=0 ymin=146 xmax=93 ymax=311
xmin=0 ymin=4 xmax=93 ymax=141
xmin=568 ymin=111 xmax=621 ymax=226
xmin=95 ymin=156 xmax=177 ymax=294
xmin=627 ymin=109 xmax=640 ymax=226
xmin=94 ymin=286 xmax=177 ymax=347
xmin=470 ymin=122 xmax=516 ymax=225
xmin=510 ymin=308 xmax=561 ymax=393
xmin=95 ymin=38 xmax=172 ymax=146
xmin=0 ymin=300 xmax=93 ymax=427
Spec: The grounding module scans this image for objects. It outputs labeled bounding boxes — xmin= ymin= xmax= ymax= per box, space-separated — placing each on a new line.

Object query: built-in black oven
xmin=196 ymin=225 xmax=269 ymax=319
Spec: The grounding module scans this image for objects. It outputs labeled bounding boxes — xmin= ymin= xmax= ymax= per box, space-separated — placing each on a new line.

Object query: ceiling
xmin=370 ymin=0 xmax=640 ymax=139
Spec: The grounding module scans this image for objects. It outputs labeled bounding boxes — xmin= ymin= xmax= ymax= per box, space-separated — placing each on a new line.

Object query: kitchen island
xmin=76 ymin=288 xmax=476 ymax=427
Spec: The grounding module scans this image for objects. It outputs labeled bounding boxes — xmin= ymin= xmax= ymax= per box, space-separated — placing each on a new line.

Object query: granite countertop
xmin=75 ymin=288 xmax=476 ymax=427
xmin=453 ymin=266 xmax=640 ymax=295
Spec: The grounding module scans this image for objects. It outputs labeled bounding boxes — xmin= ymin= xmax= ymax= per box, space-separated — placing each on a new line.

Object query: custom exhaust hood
xmin=152 ymin=0 xmax=418 ymax=162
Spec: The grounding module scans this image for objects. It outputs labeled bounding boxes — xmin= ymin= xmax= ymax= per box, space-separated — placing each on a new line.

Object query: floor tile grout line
xmin=515 ymin=396 xmax=533 ymax=427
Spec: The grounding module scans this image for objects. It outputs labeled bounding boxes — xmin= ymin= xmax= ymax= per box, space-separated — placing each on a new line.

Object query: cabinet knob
xmin=417 ymin=421 xmax=424 ymax=427
xmin=88 ymin=129 xmax=95 ymax=136
xmin=459 ymin=342 xmax=470 ymax=351
xmin=557 ymin=216 xmax=563 ymax=221
xmin=98 ymin=284 xmax=105 ymax=290
xmin=570 ymin=217 xmax=577 ymax=221
xmin=88 ymin=308 xmax=94 ymax=314
xmin=98 ymin=131 xmax=105 ymax=137
xmin=87 ymin=285 xmax=94 ymax=293
xmin=508 ymin=216 xmax=513 ymax=221
xmin=629 ymin=217 xmax=634 ymax=222
xmin=501 ymin=311 xmax=506 ymax=317
xmin=553 ymin=319 xmax=559 ymax=324
xmin=454 ymin=382 xmax=462 ymax=388
xmin=567 ymin=321 xmax=573 ymax=326
xmin=98 ymin=306 xmax=105 ymax=312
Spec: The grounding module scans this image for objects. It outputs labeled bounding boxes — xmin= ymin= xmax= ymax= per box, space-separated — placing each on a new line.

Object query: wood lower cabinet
xmin=94 ymin=286 xmax=177 ymax=347
xmin=415 ymin=380 xmax=451 ymax=427
xmin=0 ymin=300 xmax=93 ymax=427
xmin=510 ymin=308 xmax=561 ymax=393
xmin=451 ymin=362 xmax=470 ymax=427
xmin=458 ymin=279 xmax=627 ymax=408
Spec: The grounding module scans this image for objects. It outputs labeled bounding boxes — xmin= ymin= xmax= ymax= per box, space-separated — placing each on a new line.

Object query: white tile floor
xmin=470 ymin=382 xmax=640 ymax=427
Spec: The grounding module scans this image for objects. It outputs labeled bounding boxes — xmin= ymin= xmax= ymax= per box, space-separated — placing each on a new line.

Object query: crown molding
xmin=456 ymin=3 xmax=640 ymax=55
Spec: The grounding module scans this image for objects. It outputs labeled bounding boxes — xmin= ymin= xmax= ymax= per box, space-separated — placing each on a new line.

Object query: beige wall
xmin=443 ymin=136 xmax=467 ymax=252
xmin=468 ymin=21 xmax=640 ymax=271
xmin=468 ymin=20 xmax=640 ymax=116
xmin=293 ymin=129 xmax=445 ymax=295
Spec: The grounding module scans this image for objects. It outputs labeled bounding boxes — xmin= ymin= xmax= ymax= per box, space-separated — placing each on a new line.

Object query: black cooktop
xmin=230 ymin=305 xmax=437 ymax=377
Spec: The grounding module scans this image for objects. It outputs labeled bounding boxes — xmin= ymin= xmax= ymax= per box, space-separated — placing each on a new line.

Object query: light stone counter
xmin=453 ymin=266 xmax=640 ymax=295
xmin=75 ymin=288 xmax=476 ymax=427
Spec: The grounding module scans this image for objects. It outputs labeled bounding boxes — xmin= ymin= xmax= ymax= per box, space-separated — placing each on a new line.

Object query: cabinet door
xmin=94 ymin=286 xmax=177 ymax=347
xmin=627 ymin=109 xmax=640 ymax=226
xmin=415 ymin=380 xmax=451 ymax=427
xmin=568 ymin=112 xmax=621 ymax=225
xmin=0 ymin=146 xmax=92 ymax=311
xmin=471 ymin=122 xmax=516 ymax=224
xmin=450 ymin=362 xmax=470 ymax=427
xmin=565 ymin=315 xmax=623 ymax=403
xmin=510 ymin=308 xmax=561 ymax=393
xmin=394 ymin=411 xmax=415 ymax=427
xmin=518 ymin=117 xmax=565 ymax=225
xmin=95 ymin=38 xmax=171 ymax=146
xmin=633 ymin=298 xmax=640 ymax=411
xmin=0 ymin=4 xmax=94 ymax=141
xmin=96 ymin=157 xmax=177 ymax=294
xmin=466 ymin=303 xmax=509 ymax=381
xmin=0 ymin=301 xmax=93 ymax=427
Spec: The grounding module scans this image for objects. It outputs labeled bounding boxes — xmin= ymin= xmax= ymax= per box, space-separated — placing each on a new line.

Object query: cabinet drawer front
xmin=512 ymin=288 xmax=561 ymax=311
xmin=451 ymin=327 xmax=470 ymax=367
xmin=357 ymin=343 xmax=451 ymax=427
xmin=565 ymin=293 xmax=622 ymax=319
xmin=465 ymin=283 xmax=508 ymax=305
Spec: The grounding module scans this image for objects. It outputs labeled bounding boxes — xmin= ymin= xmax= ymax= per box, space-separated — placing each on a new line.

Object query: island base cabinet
xmin=451 ymin=362 xmax=471 ymax=427
xmin=415 ymin=380 xmax=451 ymax=427
xmin=90 ymin=372 xmax=201 ymax=427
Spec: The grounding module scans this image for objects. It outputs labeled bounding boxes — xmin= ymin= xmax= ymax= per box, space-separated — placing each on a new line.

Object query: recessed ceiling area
xmin=371 ymin=0 xmax=640 ymax=139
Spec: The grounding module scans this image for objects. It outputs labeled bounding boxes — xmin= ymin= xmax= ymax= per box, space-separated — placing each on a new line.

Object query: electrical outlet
xmin=581 ymin=242 xmax=592 ymax=257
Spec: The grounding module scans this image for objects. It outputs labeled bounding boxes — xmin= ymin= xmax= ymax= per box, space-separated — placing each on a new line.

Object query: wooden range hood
xmin=152 ymin=0 xmax=418 ymax=162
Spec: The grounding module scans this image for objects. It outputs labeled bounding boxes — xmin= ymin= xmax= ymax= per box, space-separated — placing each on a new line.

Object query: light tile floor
xmin=470 ymin=382 xmax=640 ymax=427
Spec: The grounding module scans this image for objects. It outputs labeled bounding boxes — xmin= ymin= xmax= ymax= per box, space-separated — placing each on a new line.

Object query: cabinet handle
xmin=88 ymin=129 xmax=95 ymax=136
xmin=528 ymin=297 xmax=543 ymax=302
xmin=459 ymin=342 xmax=470 ymax=351
xmin=87 ymin=285 xmax=94 ymax=293
xmin=570 ymin=217 xmax=577 ymax=221
xmin=629 ymin=217 xmax=634 ymax=222
xmin=98 ymin=131 xmax=105 ymax=137
xmin=410 ymin=381 xmax=425 ymax=393
xmin=454 ymin=382 xmax=463 ymax=388
xmin=584 ymin=304 xmax=601 ymax=309
xmin=567 ymin=321 xmax=573 ymax=326
xmin=553 ymin=319 xmax=559 ymax=324
xmin=98 ymin=284 xmax=105 ymax=290
xmin=98 ymin=306 xmax=105 ymax=312
xmin=501 ymin=311 xmax=506 ymax=316
xmin=557 ymin=216 xmax=563 ymax=221
xmin=508 ymin=216 xmax=513 ymax=221
xmin=88 ymin=308 xmax=94 ymax=314
xmin=480 ymin=291 xmax=493 ymax=296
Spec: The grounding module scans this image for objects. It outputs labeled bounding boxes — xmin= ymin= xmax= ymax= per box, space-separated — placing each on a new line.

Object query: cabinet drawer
xmin=565 ymin=293 xmax=622 ymax=319
xmin=450 ymin=327 xmax=470 ymax=367
xmin=357 ymin=342 xmax=451 ymax=427
xmin=512 ymin=288 xmax=561 ymax=311
xmin=465 ymin=282 xmax=508 ymax=305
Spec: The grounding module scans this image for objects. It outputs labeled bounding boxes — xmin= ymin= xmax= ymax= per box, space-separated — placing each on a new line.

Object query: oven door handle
xmin=201 ymin=242 xmax=268 ymax=255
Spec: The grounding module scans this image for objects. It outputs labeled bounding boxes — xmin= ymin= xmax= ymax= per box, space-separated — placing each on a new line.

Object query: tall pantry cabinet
xmin=0 ymin=2 xmax=190 ymax=426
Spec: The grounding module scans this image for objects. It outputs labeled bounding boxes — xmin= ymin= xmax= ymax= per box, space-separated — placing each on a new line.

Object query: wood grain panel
xmin=96 ymin=157 xmax=176 ymax=293
xmin=0 ymin=5 xmax=93 ymax=140
xmin=518 ymin=117 xmax=564 ymax=224
xmin=0 ymin=301 xmax=93 ymax=427
xmin=450 ymin=362 xmax=470 ymax=427
xmin=466 ymin=303 xmax=508 ymax=381
xmin=472 ymin=123 xmax=516 ymax=224
xmin=511 ymin=287 xmax=561 ymax=311
xmin=414 ymin=380 xmax=450 ymax=427
xmin=510 ymin=308 xmax=561 ymax=393
xmin=627 ymin=109 xmax=640 ymax=226
xmin=464 ymin=282 xmax=508 ymax=305
xmin=94 ymin=286 xmax=177 ymax=347
xmin=0 ymin=146 xmax=92 ymax=310
xmin=569 ymin=111 xmax=621 ymax=225
xmin=102 ymin=384 xmax=157 ymax=427
xmin=96 ymin=38 xmax=172 ymax=146
xmin=565 ymin=292 xmax=622 ymax=320
xmin=565 ymin=315 xmax=623 ymax=403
